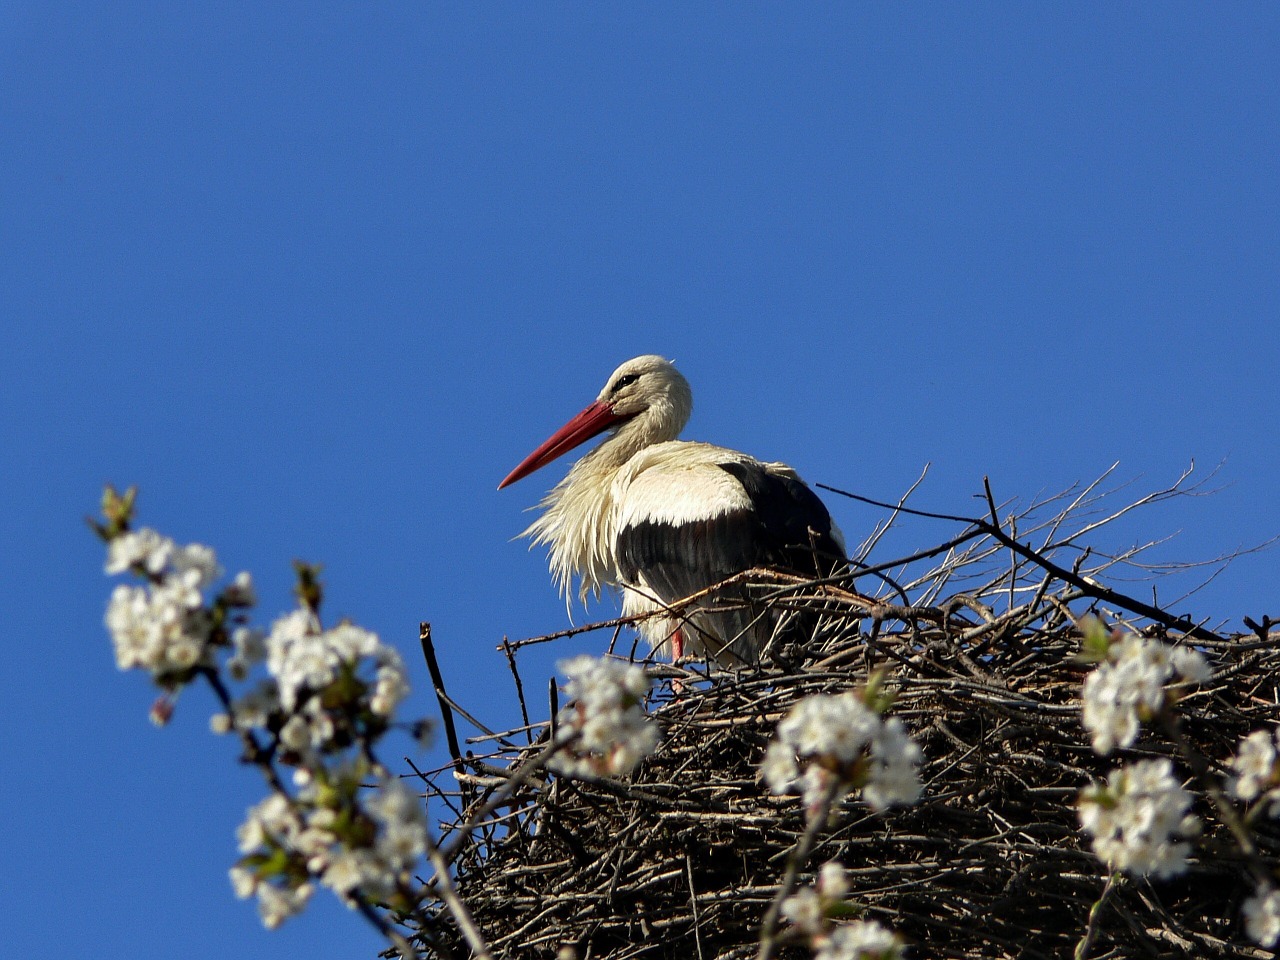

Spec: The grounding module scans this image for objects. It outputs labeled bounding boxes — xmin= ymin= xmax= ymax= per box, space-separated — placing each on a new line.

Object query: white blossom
xmin=105 ymin=578 xmax=211 ymax=676
xmin=1228 ymin=727 xmax=1280 ymax=814
xmin=105 ymin=527 xmax=175 ymax=575
xmin=265 ymin=614 xmax=408 ymax=719
xmin=105 ymin=584 xmax=164 ymax=670
xmin=1081 ymin=634 xmax=1211 ymax=755
xmin=816 ymin=861 xmax=850 ymax=900
xmin=782 ymin=861 xmax=852 ymax=936
xmin=157 ymin=566 xmax=204 ymax=612
xmin=233 ymin=613 xmax=413 ymax=759
xmin=370 ymin=652 xmax=411 ymax=716
xmin=102 ymin=531 xmax=221 ymax=679
xmin=781 ymin=884 xmax=825 ymax=935
xmin=171 ymin=541 xmax=222 ymax=591
xmin=549 ymin=656 xmax=658 ymax=778
xmin=301 ymin=699 xmax=337 ymax=753
xmin=321 ymin=848 xmax=385 ymax=899
xmin=1243 ymin=884 xmax=1280 ymax=948
xmin=264 ymin=610 xmax=328 ymax=709
xmin=229 ymin=865 xmax=257 ymax=899
xmin=312 ymin=777 xmax=427 ymax=900
xmin=236 ymin=773 xmax=428 ymax=917
xmin=762 ymin=692 xmax=922 ymax=813
xmin=1078 ymin=758 xmax=1199 ymax=878
xmin=366 ymin=779 xmax=428 ymax=876
xmin=862 ymin=717 xmax=923 ymax=813
xmin=816 ymin=920 xmax=904 ymax=960
xmin=103 ymin=516 xmax=434 ymax=932
xmin=255 ymin=880 xmax=312 ymax=929
xmin=237 ymin=793 xmax=303 ymax=855
xmin=280 ymin=712 xmax=321 ymax=754
xmin=781 ymin=860 xmax=904 ymax=959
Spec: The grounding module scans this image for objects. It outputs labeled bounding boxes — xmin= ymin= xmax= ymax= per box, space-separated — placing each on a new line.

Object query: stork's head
xmin=498 ymin=354 xmax=693 ymax=489
xmin=596 ymin=354 xmax=692 ymax=424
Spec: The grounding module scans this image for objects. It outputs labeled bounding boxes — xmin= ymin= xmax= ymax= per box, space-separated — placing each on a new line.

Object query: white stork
xmin=498 ymin=354 xmax=847 ymax=667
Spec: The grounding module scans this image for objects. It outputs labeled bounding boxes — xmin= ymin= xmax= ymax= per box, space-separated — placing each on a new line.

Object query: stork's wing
xmin=614 ymin=456 xmax=846 ymax=664
xmin=718 ymin=461 xmax=846 ymax=573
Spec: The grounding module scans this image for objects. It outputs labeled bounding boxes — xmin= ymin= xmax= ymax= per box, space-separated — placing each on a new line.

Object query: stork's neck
xmin=523 ymin=401 xmax=687 ymax=604
xmin=581 ymin=403 xmax=684 ymax=474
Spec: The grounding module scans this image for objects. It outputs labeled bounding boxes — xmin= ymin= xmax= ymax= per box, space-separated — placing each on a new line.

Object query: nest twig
xmin=402 ymin=467 xmax=1278 ymax=960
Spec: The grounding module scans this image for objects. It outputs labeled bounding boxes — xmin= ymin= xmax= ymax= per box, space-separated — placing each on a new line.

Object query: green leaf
xmin=1077 ymin=615 xmax=1113 ymax=664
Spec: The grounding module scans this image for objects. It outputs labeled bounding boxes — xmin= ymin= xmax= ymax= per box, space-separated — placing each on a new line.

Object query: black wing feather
xmin=615 ymin=460 xmax=846 ymax=664
xmin=715 ymin=461 xmax=845 ymax=576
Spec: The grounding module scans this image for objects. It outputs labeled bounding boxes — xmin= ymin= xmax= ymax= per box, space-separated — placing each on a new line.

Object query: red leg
xmin=671 ymin=627 xmax=684 ymax=662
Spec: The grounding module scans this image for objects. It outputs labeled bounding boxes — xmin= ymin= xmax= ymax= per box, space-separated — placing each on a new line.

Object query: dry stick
xmin=402 ymin=755 xmax=466 ymax=823
xmin=548 ymin=677 xmax=560 ymax=740
xmin=687 ymin=853 xmax=707 ymax=960
xmin=984 ymin=477 xmax=1022 ymax=619
xmin=437 ymin=734 xmax=570 ymax=865
xmin=1050 ymin=460 xmax=1213 ymax=552
xmin=1243 ymin=616 xmax=1275 ymax=643
xmin=1039 ymin=463 xmax=1124 ymax=551
xmin=853 ymin=461 xmax=932 ymax=565
xmin=817 ymin=481 xmax=1225 ymax=644
xmin=420 ymin=623 xmax=465 ymax=780
xmin=433 ymin=687 xmax=511 ymax=745
xmin=505 ymin=612 xmax=650 ymax=650
xmin=501 ymin=637 xmax=532 ymax=740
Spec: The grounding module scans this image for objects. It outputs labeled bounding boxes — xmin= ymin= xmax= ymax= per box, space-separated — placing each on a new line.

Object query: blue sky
xmin=4 ymin=5 xmax=1278 ymax=958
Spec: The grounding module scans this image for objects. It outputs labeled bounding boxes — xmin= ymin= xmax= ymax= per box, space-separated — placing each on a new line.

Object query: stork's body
xmin=499 ymin=355 xmax=846 ymax=666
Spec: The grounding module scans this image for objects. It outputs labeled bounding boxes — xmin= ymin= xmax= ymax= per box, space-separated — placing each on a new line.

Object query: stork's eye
xmin=612 ymin=374 xmax=640 ymax=392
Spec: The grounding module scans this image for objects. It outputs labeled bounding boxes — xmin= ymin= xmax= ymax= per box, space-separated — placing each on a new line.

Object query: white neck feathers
xmin=521 ymin=385 xmax=690 ymax=605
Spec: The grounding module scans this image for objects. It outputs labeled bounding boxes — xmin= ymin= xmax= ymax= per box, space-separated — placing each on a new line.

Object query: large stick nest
xmin=408 ymin=469 xmax=1280 ymax=960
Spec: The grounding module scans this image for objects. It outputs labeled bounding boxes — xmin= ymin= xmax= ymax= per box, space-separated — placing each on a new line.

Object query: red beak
xmin=498 ymin=400 xmax=627 ymax=489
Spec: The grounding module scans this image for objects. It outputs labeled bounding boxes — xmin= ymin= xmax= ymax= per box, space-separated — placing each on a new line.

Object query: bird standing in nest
xmin=500 ymin=354 xmax=847 ymax=667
